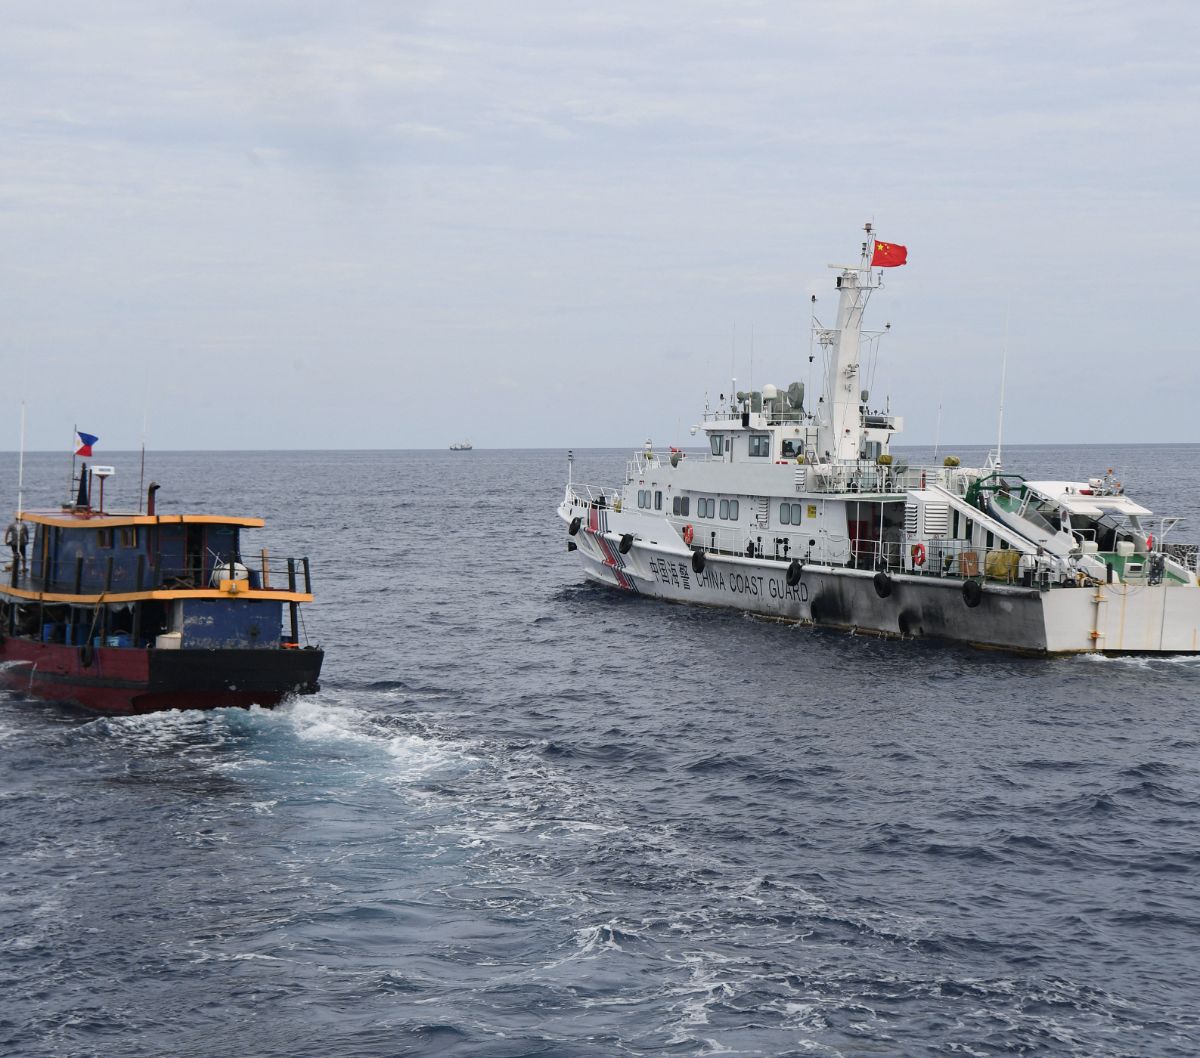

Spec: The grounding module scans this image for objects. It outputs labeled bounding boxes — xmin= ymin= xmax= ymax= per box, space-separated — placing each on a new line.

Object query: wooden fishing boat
xmin=1 ymin=466 xmax=322 ymax=714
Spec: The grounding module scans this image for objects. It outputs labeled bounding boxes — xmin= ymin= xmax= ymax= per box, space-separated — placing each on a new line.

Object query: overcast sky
xmin=2 ymin=1 xmax=1198 ymax=451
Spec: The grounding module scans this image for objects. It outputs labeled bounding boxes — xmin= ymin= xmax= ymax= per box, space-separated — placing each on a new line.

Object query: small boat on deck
xmin=0 ymin=464 xmax=323 ymax=714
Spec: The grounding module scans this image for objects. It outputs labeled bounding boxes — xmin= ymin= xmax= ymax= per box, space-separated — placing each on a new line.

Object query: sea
xmin=2 ymin=444 xmax=1200 ymax=1058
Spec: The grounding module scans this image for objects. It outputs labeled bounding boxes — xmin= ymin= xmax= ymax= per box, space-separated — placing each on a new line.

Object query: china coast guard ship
xmin=559 ymin=226 xmax=1200 ymax=653
xmin=1 ymin=461 xmax=323 ymax=713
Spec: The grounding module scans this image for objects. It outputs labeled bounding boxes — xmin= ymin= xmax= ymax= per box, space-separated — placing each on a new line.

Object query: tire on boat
xmin=80 ymin=641 xmax=95 ymax=668
xmin=566 ymin=540 xmax=578 ymax=552
xmin=962 ymin=579 xmax=983 ymax=608
xmin=691 ymin=549 xmax=706 ymax=574
xmin=619 ymin=533 xmax=634 ymax=554
xmin=873 ymin=571 xmax=892 ymax=599
xmin=786 ymin=559 xmax=803 ymax=587
xmin=568 ymin=516 xmax=582 ymax=536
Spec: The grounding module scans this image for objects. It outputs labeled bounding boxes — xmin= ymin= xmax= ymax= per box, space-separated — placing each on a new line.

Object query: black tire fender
xmin=786 ymin=559 xmax=803 ymax=587
xmin=618 ymin=533 xmax=634 ymax=554
xmin=962 ymin=579 xmax=983 ymax=608
xmin=80 ymin=641 xmax=95 ymax=668
xmin=568 ymin=516 xmax=582 ymax=536
xmin=873 ymin=571 xmax=892 ymax=599
xmin=691 ymin=549 xmax=706 ymax=574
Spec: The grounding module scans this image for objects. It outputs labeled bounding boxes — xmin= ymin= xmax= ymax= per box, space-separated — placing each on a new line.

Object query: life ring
xmin=568 ymin=516 xmax=581 ymax=536
xmin=691 ymin=549 xmax=706 ymax=574
xmin=1146 ymin=535 xmax=1154 ymax=551
xmin=911 ymin=543 xmax=926 ymax=567
xmin=682 ymin=524 xmax=694 ymax=546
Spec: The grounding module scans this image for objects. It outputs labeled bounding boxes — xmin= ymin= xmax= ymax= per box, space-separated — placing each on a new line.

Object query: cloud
xmin=1 ymin=0 xmax=1198 ymax=449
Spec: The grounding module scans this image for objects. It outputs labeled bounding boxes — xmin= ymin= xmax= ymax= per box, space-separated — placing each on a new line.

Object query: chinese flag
xmin=871 ymin=240 xmax=908 ymax=267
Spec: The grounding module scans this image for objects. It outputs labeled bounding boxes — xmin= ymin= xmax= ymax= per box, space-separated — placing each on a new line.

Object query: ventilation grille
xmin=923 ymin=503 xmax=950 ymax=536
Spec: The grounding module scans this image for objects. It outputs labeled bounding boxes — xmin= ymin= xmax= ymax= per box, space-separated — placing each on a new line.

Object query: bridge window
xmin=672 ymin=496 xmax=690 ymax=516
xmin=710 ymin=434 xmax=723 ymax=456
xmin=749 ymin=434 xmax=771 ymax=458
xmin=654 ymin=491 xmax=662 ymax=510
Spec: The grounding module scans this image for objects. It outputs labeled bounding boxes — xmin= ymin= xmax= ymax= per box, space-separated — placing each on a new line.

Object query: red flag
xmin=871 ymin=240 xmax=908 ymax=267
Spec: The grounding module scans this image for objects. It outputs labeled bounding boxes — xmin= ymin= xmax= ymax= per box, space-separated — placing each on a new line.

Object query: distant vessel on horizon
xmin=559 ymin=225 xmax=1200 ymax=654
xmin=450 ymin=440 xmax=473 ymax=451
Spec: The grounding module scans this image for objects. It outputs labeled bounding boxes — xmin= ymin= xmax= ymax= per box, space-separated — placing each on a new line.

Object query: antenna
xmin=996 ymin=305 xmax=1010 ymax=469
xmin=730 ymin=323 xmax=736 ymax=401
xmin=808 ymin=295 xmax=816 ymax=363
xmin=16 ymin=400 xmax=26 ymax=517
xmin=138 ymin=407 xmax=148 ymax=513
xmin=933 ymin=396 xmax=943 ymax=462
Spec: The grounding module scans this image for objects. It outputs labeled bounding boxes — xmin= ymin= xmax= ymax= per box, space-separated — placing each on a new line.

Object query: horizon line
xmin=2 ymin=440 xmax=1197 ymax=455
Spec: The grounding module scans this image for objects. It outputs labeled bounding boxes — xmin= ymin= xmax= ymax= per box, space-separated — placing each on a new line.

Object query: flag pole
xmin=70 ymin=422 xmax=77 ymax=507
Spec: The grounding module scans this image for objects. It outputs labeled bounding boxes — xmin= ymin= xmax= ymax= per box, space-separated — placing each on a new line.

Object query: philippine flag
xmin=74 ymin=431 xmax=99 ymax=457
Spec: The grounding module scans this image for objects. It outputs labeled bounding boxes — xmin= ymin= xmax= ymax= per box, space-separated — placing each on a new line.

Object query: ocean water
xmin=2 ymin=444 xmax=1200 ymax=1058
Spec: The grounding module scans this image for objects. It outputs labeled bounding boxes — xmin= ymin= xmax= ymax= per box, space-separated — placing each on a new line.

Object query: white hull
xmin=564 ymin=512 xmax=1200 ymax=654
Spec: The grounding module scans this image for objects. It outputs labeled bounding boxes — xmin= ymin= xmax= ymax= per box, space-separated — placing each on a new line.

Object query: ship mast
xmin=815 ymin=223 xmax=878 ymax=463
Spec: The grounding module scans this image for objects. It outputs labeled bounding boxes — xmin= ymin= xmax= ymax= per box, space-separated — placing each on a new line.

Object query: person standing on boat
xmin=5 ymin=520 xmax=28 ymax=576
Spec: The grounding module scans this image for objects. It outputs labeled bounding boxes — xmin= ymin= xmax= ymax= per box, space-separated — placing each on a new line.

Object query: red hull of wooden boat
xmin=0 ymin=637 xmax=323 ymax=715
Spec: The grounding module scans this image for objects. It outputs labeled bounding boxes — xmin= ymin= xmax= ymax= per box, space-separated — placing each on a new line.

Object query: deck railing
xmin=6 ymin=552 xmax=314 ymax=597
xmin=621 ymin=454 xmax=977 ymax=496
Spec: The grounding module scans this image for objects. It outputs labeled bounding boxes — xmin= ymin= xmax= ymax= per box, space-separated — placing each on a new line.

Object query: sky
xmin=2 ymin=0 xmax=1198 ymax=451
